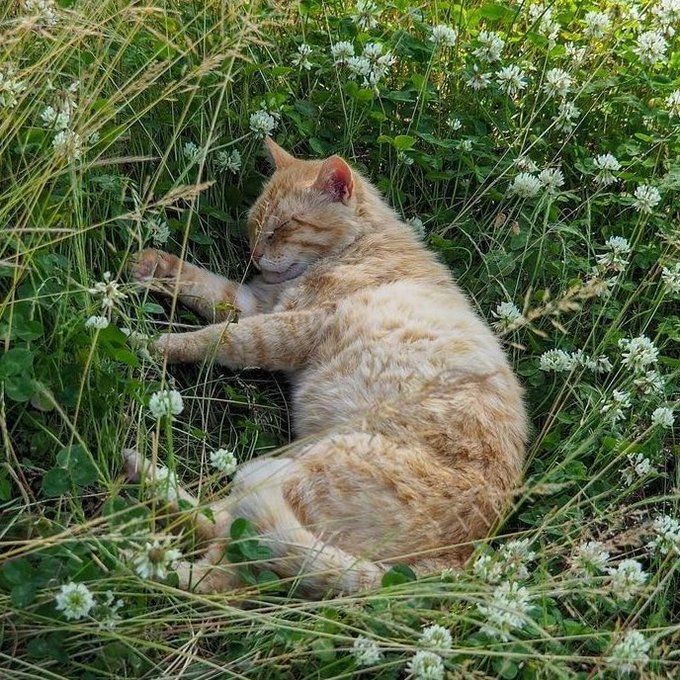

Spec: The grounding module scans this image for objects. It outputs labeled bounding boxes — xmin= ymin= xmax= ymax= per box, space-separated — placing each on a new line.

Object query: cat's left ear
xmin=312 ymin=155 xmax=354 ymax=204
xmin=264 ymin=137 xmax=295 ymax=170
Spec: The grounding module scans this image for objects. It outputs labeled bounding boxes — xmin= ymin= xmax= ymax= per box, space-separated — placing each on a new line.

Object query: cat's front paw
xmin=129 ymin=249 xmax=179 ymax=283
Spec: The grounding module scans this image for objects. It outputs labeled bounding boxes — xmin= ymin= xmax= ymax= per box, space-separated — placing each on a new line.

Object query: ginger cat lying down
xmin=126 ymin=139 xmax=528 ymax=597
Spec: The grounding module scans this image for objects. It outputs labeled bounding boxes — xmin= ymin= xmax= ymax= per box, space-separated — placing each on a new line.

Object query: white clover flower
xmin=363 ymin=42 xmax=384 ymax=61
xmin=182 ymin=141 xmax=201 ymax=163
xmin=661 ymin=263 xmax=680 ymax=295
xmin=539 ymin=349 xmax=576 ymax=372
xmin=55 ymin=582 xmax=95 ymax=620
xmin=132 ymin=537 xmax=182 ymax=580
xmin=210 ymin=447 xmax=238 ymax=475
xmin=472 ymin=552 xmax=504 ymax=583
xmin=249 ymin=109 xmax=278 ymax=138
xmin=651 ymin=0 xmax=680 ymax=35
xmin=0 ymin=69 xmax=27 ymax=109
xmin=22 ymin=0 xmax=58 ymax=26
xmin=464 ymin=64 xmax=492 ymax=91
xmin=556 ymin=99 xmax=580 ymax=132
xmin=146 ymin=214 xmax=170 ymax=246
xmin=508 ymin=172 xmax=541 ymax=198
xmin=593 ymin=153 xmax=621 ymax=186
xmin=572 ymin=540 xmax=610 ymax=574
xmin=148 ymin=388 xmax=184 ymax=419
xmin=607 ymin=630 xmax=651 ymax=675
xmin=216 ymin=148 xmax=242 ymax=174
xmin=347 ymin=55 xmax=372 ymax=79
xmin=666 ymin=90 xmax=680 ymax=116
xmin=565 ymin=42 xmax=587 ymax=64
xmin=633 ymin=370 xmax=665 ymax=395
xmin=472 ymin=30 xmax=504 ymax=62
xmin=621 ymin=452 xmax=654 ymax=486
xmin=584 ymin=11 xmax=610 ymax=38
xmin=596 ymin=236 xmax=631 ymax=272
xmin=478 ymin=581 xmax=533 ymax=641
xmin=583 ymin=354 xmax=614 ymax=373
xmin=420 ymin=624 xmax=452 ymax=652
xmin=406 ymin=216 xmax=425 ymax=239
xmin=292 ymin=43 xmax=313 ymax=70
xmin=601 ymin=389 xmax=632 ymax=421
xmin=498 ymin=539 xmax=536 ymax=580
xmin=40 ymin=104 xmax=70 ymax=130
xmin=634 ymin=30 xmax=668 ymax=65
xmin=633 ymin=184 xmax=661 ymax=213
xmin=493 ymin=301 xmax=523 ymax=331
xmin=53 ymin=129 xmax=83 ymax=161
xmin=88 ymin=271 xmax=126 ymax=311
xmin=331 ymin=41 xmax=355 ymax=64
xmin=607 ymin=559 xmax=648 ymax=600
xmin=651 ymin=406 xmax=674 ymax=428
xmin=352 ymin=0 xmax=380 ymax=30
xmin=496 ymin=65 xmax=528 ymax=96
xmin=542 ymin=68 xmax=572 ymax=98
xmin=538 ymin=167 xmax=565 ymax=193
xmin=446 ymin=117 xmax=462 ymax=131
xmin=406 ymin=650 xmax=445 ymax=680
xmin=619 ymin=336 xmax=659 ymax=372
xmin=85 ymin=315 xmax=109 ymax=330
xmin=151 ymin=465 xmax=180 ymax=502
xmin=352 ymin=636 xmax=382 ymax=666
xmin=429 ymin=24 xmax=458 ymax=48
xmin=646 ymin=514 xmax=680 ymax=555
xmin=529 ymin=3 xmax=560 ymax=43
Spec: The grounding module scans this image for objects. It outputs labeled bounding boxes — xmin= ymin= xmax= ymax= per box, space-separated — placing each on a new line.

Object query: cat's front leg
xmin=153 ymin=309 xmax=322 ymax=371
xmin=130 ymin=248 xmax=259 ymax=321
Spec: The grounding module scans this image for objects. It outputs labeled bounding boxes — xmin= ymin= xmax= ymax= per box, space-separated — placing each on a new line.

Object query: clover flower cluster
xmin=570 ymin=540 xmax=610 ymax=576
xmin=607 ymin=630 xmax=651 ymax=674
xmin=607 ymin=559 xmax=648 ymax=601
xmin=478 ymin=581 xmax=534 ymax=641
xmin=621 ymin=452 xmax=655 ymax=486
xmin=39 ymin=81 xmax=88 ymax=161
xmin=22 ymin=0 xmax=59 ymax=27
xmin=55 ymin=583 xmax=124 ymax=629
xmin=148 ymin=388 xmax=184 ymax=419
xmin=351 ymin=636 xmax=382 ymax=666
xmin=429 ymin=24 xmax=458 ymax=48
xmin=539 ymin=348 xmax=612 ymax=374
xmin=492 ymin=301 xmax=523 ymax=331
xmin=351 ymin=0 xmax=380 ymax=30
xmin=292 ymin=43 xmax=314 ymax=70
xmin=528 ymin=3 xmax=560 ymax=44
xmin=88 ymin=271 xmax=126 ymax=326
xmin=344 ymin=42 xmax=395 ymax=89
xmin=0 ymin=68 xmax=27 ymax=109
xmin=249 ymin=106 xmax=280 ymax=138
xmin=646 ymin=514 xmax=680 ymax=555
xmin=132 ymin=536 xmax=182 ymax=580
xmin=210 ymin=447 xmax=238 ymax=475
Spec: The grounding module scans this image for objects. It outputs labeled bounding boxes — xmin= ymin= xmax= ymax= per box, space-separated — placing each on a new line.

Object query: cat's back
xmin=286 ymin=232 xmax=524 ymax=447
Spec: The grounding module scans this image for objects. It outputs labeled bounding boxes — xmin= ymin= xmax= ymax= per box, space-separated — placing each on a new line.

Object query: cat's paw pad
xmin=129 ymin=249 xmax=177 ymax=283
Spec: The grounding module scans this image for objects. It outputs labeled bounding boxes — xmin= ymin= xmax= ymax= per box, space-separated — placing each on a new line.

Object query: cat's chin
xmin=261 ymin=262 xmax=308 ymax=284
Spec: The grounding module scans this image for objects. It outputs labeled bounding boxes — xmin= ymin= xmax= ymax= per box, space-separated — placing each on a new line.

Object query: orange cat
xmin=126 ymin=139 xmax=528 ymax=596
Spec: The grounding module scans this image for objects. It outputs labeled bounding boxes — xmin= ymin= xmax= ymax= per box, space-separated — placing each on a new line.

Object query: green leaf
xmin=381 ymin=564 xmax=416 ymax=587
xmin=11 ymin=582 xmax=38 ymax=607
xmin=0 ymin=348 xmax=34 ymax=378
xmin=41 ymin=468 xmax=71 ymax=497
xmin=4 ymin=375 xmax=35 ymax=402
xmin=57 ymin=446 xmax=99 ymax=486
xmin=230 ymin=517 xmax=253 ymax=540
xmin=393 ymin=134 xmax=416 ymax=150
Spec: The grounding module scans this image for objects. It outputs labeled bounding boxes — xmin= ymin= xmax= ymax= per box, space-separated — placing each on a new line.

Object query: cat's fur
xmin=126 ymin=139 xmax=528 ymax=597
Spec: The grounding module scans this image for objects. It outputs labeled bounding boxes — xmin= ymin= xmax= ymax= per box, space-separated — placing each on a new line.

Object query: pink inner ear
xmin=313 ymin=156 xmax=354 ymax=203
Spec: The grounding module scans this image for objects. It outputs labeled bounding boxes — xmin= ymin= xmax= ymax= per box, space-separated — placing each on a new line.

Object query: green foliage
xmin=0 ymin=0 xmax=678 ymax=678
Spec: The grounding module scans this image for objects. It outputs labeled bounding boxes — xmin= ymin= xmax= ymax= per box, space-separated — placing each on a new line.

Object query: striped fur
xmin=128 ymin=142 xmax=528 ymax=597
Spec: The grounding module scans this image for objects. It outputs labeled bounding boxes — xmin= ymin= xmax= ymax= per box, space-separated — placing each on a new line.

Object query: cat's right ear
xmin=264 ymin=138 xmax=295 ymax=170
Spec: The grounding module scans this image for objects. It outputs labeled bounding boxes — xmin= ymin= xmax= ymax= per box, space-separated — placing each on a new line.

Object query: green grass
xmin=1 ymin=0 xmax=679 ymax=677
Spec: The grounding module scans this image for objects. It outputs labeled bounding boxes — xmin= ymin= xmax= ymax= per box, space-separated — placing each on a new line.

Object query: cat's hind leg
xmin=122 ymin=448 xmax=226 ymax=541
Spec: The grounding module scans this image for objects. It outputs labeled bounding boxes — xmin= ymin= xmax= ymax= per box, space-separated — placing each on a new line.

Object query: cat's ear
xmin=312 ymin=155 xmax=354 ymax=204
xmin=264 ymin=138 xmax=295 ymax=170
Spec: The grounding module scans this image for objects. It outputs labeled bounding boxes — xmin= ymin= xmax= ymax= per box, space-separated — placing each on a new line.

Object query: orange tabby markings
xmin=126 ymin=141 xmax=528 ymax=597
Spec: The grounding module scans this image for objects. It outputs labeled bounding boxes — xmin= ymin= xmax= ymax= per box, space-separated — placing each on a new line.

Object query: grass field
xmin=1 ymin=0 xmax=679 ymax=677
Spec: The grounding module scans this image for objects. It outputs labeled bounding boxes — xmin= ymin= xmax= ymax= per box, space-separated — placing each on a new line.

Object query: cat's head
xmin=247 ymin=139 xmax=363 ymax=284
